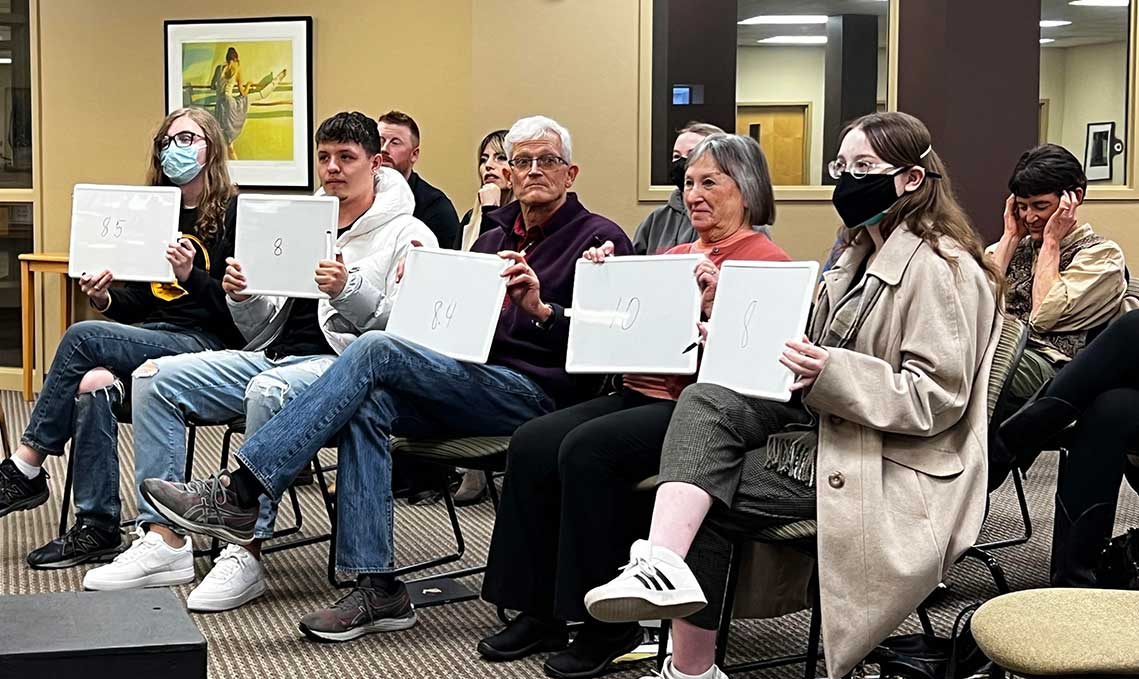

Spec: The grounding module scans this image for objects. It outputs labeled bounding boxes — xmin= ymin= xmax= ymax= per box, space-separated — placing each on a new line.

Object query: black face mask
xmin=831 ymin=169 xmax=905 ymax=229
xmin=669 ymin=157 xmax=687 ymax=192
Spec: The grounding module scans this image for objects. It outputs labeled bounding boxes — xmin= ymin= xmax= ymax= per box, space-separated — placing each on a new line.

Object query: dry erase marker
xmin=681 ymin=337 xmax=705 ymax=354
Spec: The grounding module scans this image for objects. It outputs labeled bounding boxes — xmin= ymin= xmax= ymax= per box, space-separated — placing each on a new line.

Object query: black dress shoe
xmin=543 ymin=621 xmax=644 ymax=678
xmin=477 ymin=614 xmax=568 ymax=661
xmin=27 ymin=519 xmax=122 ymax=569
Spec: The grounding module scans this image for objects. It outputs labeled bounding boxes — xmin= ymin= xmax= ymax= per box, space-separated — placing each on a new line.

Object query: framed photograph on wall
xmin=165 ymin=17 xmax=313 ymax=190
xmin=1084 ymin=121 xmax=1116 ymax=182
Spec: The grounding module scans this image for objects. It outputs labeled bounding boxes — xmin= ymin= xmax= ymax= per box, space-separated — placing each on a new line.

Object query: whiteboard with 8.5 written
xmin=697 ymin=260 xmax=819 ymax=402
xmin=68 ymin=184 xmax=182 ymax=282
xmin=234 ymin=194 xmax=339 ymax=299
xmin=386 ymin=248 xmax=509 ymax=364
xmin=567 ymin=254 xmax=703 ymax=374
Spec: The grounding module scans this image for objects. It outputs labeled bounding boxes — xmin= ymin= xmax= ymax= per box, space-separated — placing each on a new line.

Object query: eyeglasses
xmin=508 ymin=155 xmax=568 ymax=171
xmin=827 ymin=159 xmax=899 ymax=180
xmin=155 ymin=131 xmax=207 ymax=151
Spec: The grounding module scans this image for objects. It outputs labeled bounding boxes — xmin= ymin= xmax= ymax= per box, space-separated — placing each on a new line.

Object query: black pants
xmin=481 ymin=388 xmax=674 ymax=622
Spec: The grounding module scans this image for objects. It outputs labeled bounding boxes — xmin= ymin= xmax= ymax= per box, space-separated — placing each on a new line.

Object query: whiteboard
xmin=234 ymin=194 xmax=338 ymax=299
xmin=68 ymin=184 xmax=182 ymax=282
xmin=566 ymin=254 xmax=703 ymax=374
xmin=385 ymin=248 xmax=509 ymax=364
xmin=697 ymin=261 xmax=819 ymax=402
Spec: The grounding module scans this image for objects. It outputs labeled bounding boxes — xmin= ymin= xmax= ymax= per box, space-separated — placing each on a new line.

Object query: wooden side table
xmin=19 ymin=253 xmax=72 ymax=401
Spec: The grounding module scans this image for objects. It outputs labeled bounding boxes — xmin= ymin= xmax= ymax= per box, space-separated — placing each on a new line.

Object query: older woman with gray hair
xmin=479 ymin=133 xmax=789 ymax=679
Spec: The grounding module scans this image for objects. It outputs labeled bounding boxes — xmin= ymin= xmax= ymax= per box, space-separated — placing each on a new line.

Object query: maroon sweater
xmin=473 ymin=193 xmax=632 ymax=406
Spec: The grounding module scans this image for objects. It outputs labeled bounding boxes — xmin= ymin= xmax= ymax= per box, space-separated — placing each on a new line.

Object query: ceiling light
xmin=758 ymin=36 xmax=828 ymax=44
xmin=739 ymin=15 xmax=828 ymax=25
xmin=1039 ymin=19 xmax=1072 ymax=27
xmin=1069 ymin=0 xmax=1128 ymax=6
xmin=1040 ymin=38 xmax=1056 ymax=43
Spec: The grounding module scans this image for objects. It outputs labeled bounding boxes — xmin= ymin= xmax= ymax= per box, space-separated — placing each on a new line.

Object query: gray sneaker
xmin=140 ymin=472 xmax=258 ymax=545
xmin=299 ymin=578 xmax=417 ymax=642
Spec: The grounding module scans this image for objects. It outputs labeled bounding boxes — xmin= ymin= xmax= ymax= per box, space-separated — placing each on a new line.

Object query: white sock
xmin=11 ymin=455 xmax=40 ymax=479
xmin=665 ymin=660 xmax=720 ymax=679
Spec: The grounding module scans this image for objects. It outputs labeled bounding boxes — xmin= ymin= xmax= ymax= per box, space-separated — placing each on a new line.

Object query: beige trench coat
xmin=740 ymin=224 xmax=999 ymax=678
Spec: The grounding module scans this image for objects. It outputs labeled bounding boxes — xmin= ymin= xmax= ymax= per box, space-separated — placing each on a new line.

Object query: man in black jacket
xmin=378 ymin=110 xmax=461 ymax=249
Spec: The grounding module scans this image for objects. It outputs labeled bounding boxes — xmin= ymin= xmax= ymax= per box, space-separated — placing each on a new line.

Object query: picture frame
xmin=164 ymin=17 xmax=314 ymax=190
xmin=1083 ymin=121 xmax=1121 ymax=183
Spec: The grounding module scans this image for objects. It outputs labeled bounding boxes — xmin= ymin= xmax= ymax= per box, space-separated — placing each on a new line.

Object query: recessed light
xmin=758 ymin=36 xmax=828 ymax=44
xmin=1040 ymin=38 xmax=1056 ymax=43
xmin=739 ymin=15 xmax=828 ymax=25
xmin=1069 ymin=0 xmax=1128 ymax=6
xmin=1040 ymin=19 xmax=1073 ymax=27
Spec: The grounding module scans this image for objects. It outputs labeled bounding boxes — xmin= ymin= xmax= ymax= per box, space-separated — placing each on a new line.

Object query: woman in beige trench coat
xmin=584 ymin=111 xmax=1004 ymax=679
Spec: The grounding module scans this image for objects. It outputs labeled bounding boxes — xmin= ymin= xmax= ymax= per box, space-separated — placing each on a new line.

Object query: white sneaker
xmin=187 ymin=544 xmax=267 ymax=612
xmin=82 ymin=527 xmax=195 ymax=591
xmin=585 ymin=539 xmax=707 ymax=622
xmin=640 ymin=659 xmax=728 ymax=679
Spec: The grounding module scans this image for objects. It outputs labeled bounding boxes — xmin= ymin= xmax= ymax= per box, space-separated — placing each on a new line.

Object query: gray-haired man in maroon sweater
xmin=139 ymin=115 xmax=633 ymax=642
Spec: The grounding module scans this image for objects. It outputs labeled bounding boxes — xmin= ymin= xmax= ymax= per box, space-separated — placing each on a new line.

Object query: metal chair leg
xmin=803 ymin=573 xmax=822 ymax=679
xmin=657 ymin=620 xmax=671 ymax=671
xmin=57 ymin=449 xmax=77 ymax=537
xmin=714 ymin=541 xmax=743 ymax=667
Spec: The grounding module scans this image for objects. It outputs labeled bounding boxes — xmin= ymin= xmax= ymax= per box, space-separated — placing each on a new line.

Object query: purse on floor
xmin=1096 ymin=528 xmax=1139 ymax=590
xmin=864 ymin=604 xmax=993 ymax=679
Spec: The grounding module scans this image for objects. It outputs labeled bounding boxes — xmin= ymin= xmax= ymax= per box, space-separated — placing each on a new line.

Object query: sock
xmin=359 ymin=572 xmax=400 ymax=595
xmin=12 ymin=455 xmax=41 ymax=480
xmin=227 ymin=466 xmax=265 ymax=508
xmin=666 ymin=660 xmax=720 ymax=679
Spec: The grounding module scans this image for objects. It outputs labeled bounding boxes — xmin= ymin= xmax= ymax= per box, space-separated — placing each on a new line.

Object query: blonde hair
xmin=463 ymin=130 xmax=514 ymax=250
xmin=145 ymin=107 xmax=236 ymax=244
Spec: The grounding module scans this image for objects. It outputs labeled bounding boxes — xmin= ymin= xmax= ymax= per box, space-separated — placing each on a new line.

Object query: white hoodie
xmin=228 ymin=167 xmax=438 ymax=354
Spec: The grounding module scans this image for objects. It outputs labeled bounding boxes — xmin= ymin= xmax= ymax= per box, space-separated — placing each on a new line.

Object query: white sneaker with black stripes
xmin=585 ymin=539 xmax=707 ymax=622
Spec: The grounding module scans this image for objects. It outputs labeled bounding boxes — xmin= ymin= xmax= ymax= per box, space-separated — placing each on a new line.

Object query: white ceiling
xmin=734 ymin=0 xmax=1129 ymax=48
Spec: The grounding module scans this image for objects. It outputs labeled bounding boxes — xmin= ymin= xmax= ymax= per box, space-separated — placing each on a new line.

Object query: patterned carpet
xmin=0 ymin=388 xmax=1136 ymax=678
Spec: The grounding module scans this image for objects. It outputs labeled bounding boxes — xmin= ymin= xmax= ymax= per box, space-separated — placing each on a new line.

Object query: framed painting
xmin=165 ymin=17 xmax=313 ymax=189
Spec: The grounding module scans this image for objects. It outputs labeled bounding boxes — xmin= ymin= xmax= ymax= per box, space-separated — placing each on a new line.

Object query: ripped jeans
xmin=20 ymin=321 xmax=221 ymax=529
xmin=130 ymin=350 xmax=335 ymax=538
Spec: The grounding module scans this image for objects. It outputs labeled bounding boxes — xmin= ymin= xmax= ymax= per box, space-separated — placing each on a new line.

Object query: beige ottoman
xmin=971 ymin=588 xmax=1139 ymax=676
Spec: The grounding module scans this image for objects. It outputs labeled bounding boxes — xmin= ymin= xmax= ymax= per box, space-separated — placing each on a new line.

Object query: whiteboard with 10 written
xmin=697 ymin=260 xmax=819 ymax=402
xmin=234 ymin=194 xmax=339 ymax=299
xmin=567 ymin=254 xmax=703 ymax=374
xmin=68 ymin=184 xmax=182 ymax=282
xmin=385 ymin=248 xmax=509 ymax=364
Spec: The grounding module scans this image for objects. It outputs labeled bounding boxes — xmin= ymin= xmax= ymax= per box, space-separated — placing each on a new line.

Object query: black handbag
xmin=865 ymin=604 xmax=993 ymax=679
xmin=1096 ymin=528 xmax=1139 ymax=590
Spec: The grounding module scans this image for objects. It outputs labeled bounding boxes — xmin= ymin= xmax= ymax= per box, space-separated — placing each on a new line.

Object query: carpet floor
xmin=0 ymin=389 xmax=1135 ymax=678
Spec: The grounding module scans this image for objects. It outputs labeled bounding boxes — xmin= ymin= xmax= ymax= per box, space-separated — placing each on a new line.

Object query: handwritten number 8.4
xmin=431 ymin=300 xmax=457 ymax=330
xmin=99 ymin=217 xmax=125 ymax=239
xmin=273 ymin=238 xmax=283 ymax=256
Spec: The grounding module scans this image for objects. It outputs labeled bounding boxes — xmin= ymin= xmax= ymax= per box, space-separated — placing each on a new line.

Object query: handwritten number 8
xmin=740 ymin=300 xmax=759 ymax=349
xmin=273 ymin=238 xmax=283 ymax=256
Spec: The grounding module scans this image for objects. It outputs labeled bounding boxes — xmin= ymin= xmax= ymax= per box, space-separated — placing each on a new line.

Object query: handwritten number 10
xmin=609 ymin=296 xmax=641 ymax=331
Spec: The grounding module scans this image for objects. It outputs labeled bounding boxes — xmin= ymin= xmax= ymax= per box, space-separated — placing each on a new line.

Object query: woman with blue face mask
xmin=0 ymin=107 xmax=244 ymax=571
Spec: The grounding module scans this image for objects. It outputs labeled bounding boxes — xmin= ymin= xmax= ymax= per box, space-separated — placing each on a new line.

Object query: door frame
xmin=735 ymin=101 xmax=813 ymax=186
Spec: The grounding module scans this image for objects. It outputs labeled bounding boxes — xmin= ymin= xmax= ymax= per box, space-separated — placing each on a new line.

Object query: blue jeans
xmin=131 ymin=350 xmax=336 ymax=538
xmin=234 ymin=332 xmax=555 ymax=574
xmin=21 ymin=320 xmax=220 ymax=526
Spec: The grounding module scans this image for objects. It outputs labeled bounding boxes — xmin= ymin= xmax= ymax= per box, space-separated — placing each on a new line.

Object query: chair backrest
xmin=986 ymin=317 xmax=1029 ymax=492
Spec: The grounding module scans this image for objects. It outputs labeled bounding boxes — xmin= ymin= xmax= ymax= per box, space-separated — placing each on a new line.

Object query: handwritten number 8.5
xmin=273 ymin=238 xmax=283 ymax=256
xmin=100 ymin=217 xmax=125 ymax=239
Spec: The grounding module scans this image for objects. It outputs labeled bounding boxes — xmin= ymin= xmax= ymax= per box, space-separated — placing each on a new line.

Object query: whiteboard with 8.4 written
xmin=234 ymin=194 xmax=338 ymax=299
xmin=68 ymin=184 xmax=182 ymax=282
xmin=567 ymin=254 xmax=703 ymax=374
xmin=386 ymin=248 xmax=509 ymax=364
xmin=697 ymin=260 xmax=819 ymax=402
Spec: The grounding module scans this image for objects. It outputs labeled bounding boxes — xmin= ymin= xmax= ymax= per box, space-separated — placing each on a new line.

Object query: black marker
xmin=681 ymin=337 xmax=704 ymax=354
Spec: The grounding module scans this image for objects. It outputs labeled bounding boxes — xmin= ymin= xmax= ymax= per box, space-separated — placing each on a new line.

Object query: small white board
xmin=68 ymin=184 xmax=182 ymax=282
xmin=567 ymin=254 xmax=703 ymax=374
xmin=697 ymin=260 xmax=819 ymax=402
xmin=385 ymin=248 xmax=509 ymax=364
xmin=234 ymin=194 xmax=338 ymax=299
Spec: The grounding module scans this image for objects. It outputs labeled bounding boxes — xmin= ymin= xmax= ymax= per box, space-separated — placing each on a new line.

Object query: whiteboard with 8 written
xmin=234 ymin=194 xmax=338 ymax=299
xmin=68 ymin=184 xmax=182 ymax=282
xmin=697 ymin=260 xmax=819 ymax=402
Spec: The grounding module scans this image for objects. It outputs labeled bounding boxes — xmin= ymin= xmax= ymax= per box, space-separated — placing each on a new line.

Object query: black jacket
xmin=407 ymin=171 xmax=461 ymax=250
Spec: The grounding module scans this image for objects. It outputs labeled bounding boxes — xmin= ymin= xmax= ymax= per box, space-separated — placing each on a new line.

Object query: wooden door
xmin=735 ymin=105 xmax=807 ymax=185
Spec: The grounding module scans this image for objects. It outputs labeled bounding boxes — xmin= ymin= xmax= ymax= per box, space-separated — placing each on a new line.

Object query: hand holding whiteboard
xmin=234 ymin=194 xmax=338 ymax=299
xmin=567 ymin=254 xmax=703 ymax=374
xmin=385 ymin=248 xmax=509 ymax=363
xmin=697 ymin=261 xmax=819 ymax=402
xmin=69 ymin=184 xmax=182 ymax=282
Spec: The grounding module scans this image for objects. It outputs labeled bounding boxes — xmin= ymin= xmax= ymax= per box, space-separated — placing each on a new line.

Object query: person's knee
xmin=676 ymin=382 xmax=733 ymax=417
xmin=131 ymin=356 xmax=179 ymax=402
xmin=78 ymin=368 xmax=117 ymax=394
xmin=1114 ymin=308 xmax=1139 ymax=339
xmin=505 ymin=418 xmax=561 ymax=477
xmin=244 ymin=372 xmax=291 ymax=416
xmin=557 ymin=425 xmax=615 ymax=478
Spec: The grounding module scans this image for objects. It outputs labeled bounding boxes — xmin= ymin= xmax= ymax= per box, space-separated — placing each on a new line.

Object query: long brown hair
xmin=834 ymin=112 xmax=1004 ymax=297
xmin=146 ymin=107 xmax=236 ymax=245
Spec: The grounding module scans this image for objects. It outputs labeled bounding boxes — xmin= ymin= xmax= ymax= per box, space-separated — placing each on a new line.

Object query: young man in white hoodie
xmin=81 ymin=112 xmax=436 ymax=610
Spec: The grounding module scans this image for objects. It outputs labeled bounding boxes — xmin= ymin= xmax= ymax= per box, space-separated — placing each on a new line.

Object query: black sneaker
xmin=140 ymin=471 xmax=258 ymax=545
xmin=298 ymin=577 xmax=417 ymax=642
xmin=0 ymin=458 xmax=49 ymax=518
xmin=26 ymin=519 xmax=122 ymax=569
xmin=477 ymin=613 xmax=569 ymax=661
xmin=543 ymin=621 xmax=644 ymax=678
